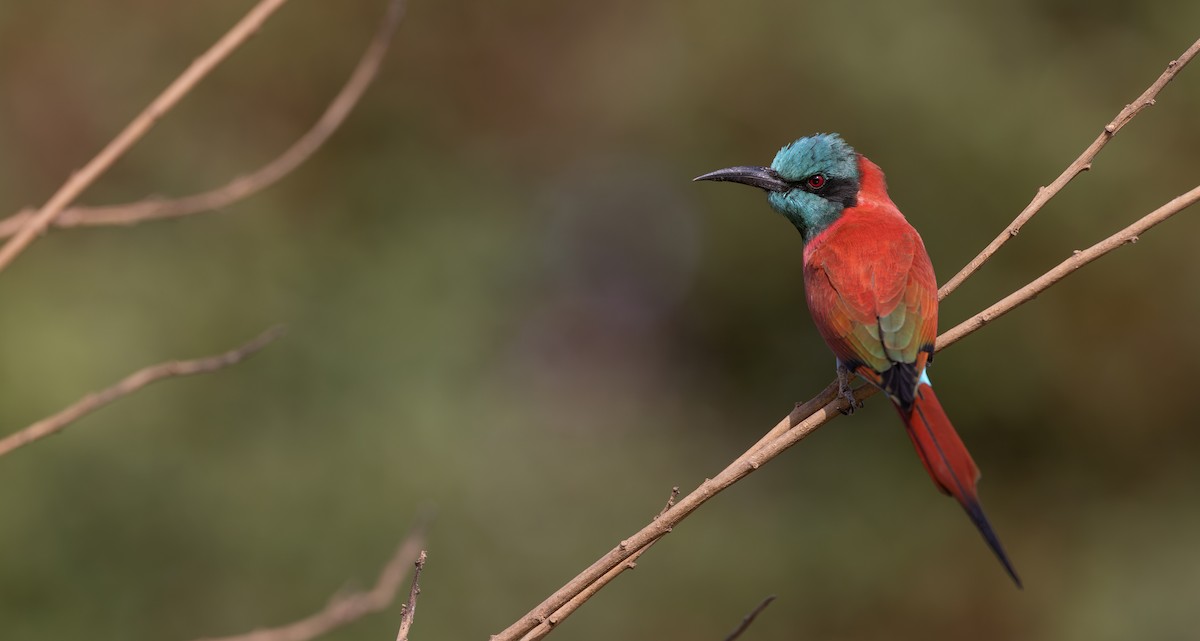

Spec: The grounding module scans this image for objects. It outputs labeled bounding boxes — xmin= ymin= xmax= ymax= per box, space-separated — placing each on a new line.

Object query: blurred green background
xmin=2 ymin=1 xmax=1199 ymax=639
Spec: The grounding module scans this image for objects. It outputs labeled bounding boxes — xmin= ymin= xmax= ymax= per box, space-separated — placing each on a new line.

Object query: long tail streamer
xmin=895 ymin=378 xmax=1022 ymax=587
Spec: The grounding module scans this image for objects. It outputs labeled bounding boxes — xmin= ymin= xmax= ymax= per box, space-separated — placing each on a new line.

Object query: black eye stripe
xmin=792 ymin=175 xmax=858 ymax=207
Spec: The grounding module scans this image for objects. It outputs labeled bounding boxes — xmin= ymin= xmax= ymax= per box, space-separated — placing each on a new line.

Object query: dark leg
xmin=836 ymin=361 xmax=863 ymax=415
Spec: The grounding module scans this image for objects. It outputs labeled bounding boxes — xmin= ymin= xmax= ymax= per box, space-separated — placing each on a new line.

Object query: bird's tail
xmin=895 ymin=376 xmax=1022 ymax=588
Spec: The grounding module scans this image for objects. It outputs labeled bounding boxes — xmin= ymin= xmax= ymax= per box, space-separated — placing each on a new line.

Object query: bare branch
xmin=0 ymin=326 xmax=285 ymax=459
xmin=394 ymin=550 xmax=428 ymax=641
xmin=516 ymin=488 xmax=681 ymax=641
xmin=722 ymin=596 xmax=776 ymax=641
xmin=0 ymin=0 xmax=407 ymax=238
xmin=489 ymin=379 xmax=872 ymax=641
xmin=659 ymin=486 xmax=680 ymax=515
xmin=937 ymin=36 xmax=1200 ymax=300
xmin=0 ymin=0 xmax=293 ymax=274
xmin=492 ymin=188 xmax=1200 ymax=641
xmin=493 ymin=180 xmax=1200 ymax=639
xmin=194 ymin=523 xmax=427 ymax=641
xmin=939 ymin=183 xmax=1200 ymax=351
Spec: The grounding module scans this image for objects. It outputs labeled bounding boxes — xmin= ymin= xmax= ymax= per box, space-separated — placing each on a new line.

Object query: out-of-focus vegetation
xmin=1 ymin=1 xmax=1198 ymax=640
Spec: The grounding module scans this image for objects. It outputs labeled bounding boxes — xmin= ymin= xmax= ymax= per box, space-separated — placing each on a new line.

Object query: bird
xmin=694 ymin=133 xmax=1021 ymax=587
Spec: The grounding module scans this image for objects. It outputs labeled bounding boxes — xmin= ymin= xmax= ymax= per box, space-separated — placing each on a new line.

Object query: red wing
xmin=803 ymin=212 xmax=938 ymax=377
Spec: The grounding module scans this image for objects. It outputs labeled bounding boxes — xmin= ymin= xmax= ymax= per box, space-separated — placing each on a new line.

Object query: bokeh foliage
xmin=1 ymin=1 xmax=1198 ymax=639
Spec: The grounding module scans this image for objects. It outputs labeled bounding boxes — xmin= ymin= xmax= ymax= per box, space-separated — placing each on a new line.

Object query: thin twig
xmin=516 ymin=541 xmax=655 ymax=641
xmin=0 ymin=0 xmax=292 ymax=274
xmin=489 ymin=38 xmax=1200 ymax=641
xmin=660 ymin=486 xmax=680 ymax=514
xmin=489 ymin=380 xmax=872 ymax=641
xmin=395 ymin=550 xmax=428 ymax=641
xmin=733 ymin=384 xmax=840 ymax=467
xmin=490 ymin=185 xmax=1200 ymax=641
xmin=939 ymin=183 xmax=1200 ymax=350
xmin=722 ymin=596 xmax=776 ymax=641
xmin=0 ymin=326 xmax=285 ymax=459
xmin=516 ymin=488 xmax=680 ymax=641
xmin=0 ymin=0 xmax=407 ymax=237
xmin=193 ymin=522 xmax=427 ymax=641
xmin=937 ymin=36 xmax=1200 ymax=300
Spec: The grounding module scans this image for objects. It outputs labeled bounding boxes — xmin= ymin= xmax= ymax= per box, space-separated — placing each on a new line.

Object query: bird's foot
xmin=836 ymin=362 xmax=863 ymax=415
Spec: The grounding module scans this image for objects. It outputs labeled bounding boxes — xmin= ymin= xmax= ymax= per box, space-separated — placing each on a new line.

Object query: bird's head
xmin=694 ymin=133 xmax=861 ymax=241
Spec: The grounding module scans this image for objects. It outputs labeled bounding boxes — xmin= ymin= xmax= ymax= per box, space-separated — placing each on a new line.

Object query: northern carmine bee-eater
xmin=695 ymin=133 xmax=1020 ymax=587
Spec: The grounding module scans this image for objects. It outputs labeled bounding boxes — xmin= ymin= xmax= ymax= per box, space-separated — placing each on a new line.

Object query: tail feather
xmin=896 ymin=380 xmax=1022 ymax=588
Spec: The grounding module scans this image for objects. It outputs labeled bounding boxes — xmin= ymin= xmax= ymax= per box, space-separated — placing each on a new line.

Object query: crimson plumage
xmin=696 ymin=135 xmax=1020 ymax=586
xmin=803 ymin=157 xmax=937 ymax=380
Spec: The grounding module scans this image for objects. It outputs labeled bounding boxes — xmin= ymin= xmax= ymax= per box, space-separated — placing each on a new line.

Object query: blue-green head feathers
xmin=766 ymin=133 xmax=861 ymax=240
xmin=693 ymin=133 xmax=864 ymax=242
xmin=770 ymin=133 xmax=859 ymax=185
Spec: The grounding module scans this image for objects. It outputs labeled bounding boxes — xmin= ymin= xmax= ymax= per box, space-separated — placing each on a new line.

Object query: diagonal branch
xmin=492 ymin=38 xmax=1200 ymax=638
xmin=192 ymin=522 xmax=427 ymax=641
xmin=722 ymin=596 xmax=776 ymax=641
xmin=489 ymin=379 xmax=866 ymax=641
xmin=939 ymin=183 xmax=1200 ymax=350
xmin=937 ymin=36 xmax=1200 ymax=300
xmin=491 ymin=182 xmax=1200 ymax=640
xmin=0 ymin=0 xmax=407 ymax=238
xmin=729 ymin=186 xmax=1200 ymax=472
xmin=0 ymin=0 xmax=293 ymax=274
xmin=394 ymin=550 xmax=428 ymax=641
xmin=516 ymin=488 xmax=680 ymax=641
xmin=0 ymin=326 xmax=284 ymax=459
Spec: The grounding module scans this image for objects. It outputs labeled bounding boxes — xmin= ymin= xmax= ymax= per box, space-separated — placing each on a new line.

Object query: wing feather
xmin=802 ymin=207 xmax=939 ymax=402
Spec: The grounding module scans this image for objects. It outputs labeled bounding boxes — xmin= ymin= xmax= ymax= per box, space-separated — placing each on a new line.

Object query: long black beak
xmin=693 ymin=166 xmax=789 ymax=193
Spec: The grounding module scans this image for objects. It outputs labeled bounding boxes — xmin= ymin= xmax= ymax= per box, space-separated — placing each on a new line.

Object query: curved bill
xmin=692 ymin=165 xmax=789 ymax=193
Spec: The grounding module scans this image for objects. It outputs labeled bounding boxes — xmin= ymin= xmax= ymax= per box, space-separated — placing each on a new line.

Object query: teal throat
xmin=766 ymin=133 xmax=861 ymax=242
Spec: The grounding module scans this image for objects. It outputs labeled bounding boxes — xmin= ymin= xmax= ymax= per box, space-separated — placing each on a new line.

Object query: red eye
xmin=806 ymin=174 xmax=826 ymax=189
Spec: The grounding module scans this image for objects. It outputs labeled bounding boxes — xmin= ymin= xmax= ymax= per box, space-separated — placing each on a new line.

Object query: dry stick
xmin=937 ymin=36 xmax=1200 ymax=301
xmin=394 ymin=551 xmax=428 ymax=641
xmin=0 ymin=0 xmax=404 ymax=457
xmin=736 ymin=39 xmax=1200 ymax=454
xmin=0 ymin=326 xmax=284 ymax=458
xmin=493 ymin=41 xmax=1200 ymax=641
xmin=517 ymin=488 xmax=681 ymax=641
xmin=490 ymin=381 xmax=873 ymax=641
xmin=939 ymin=184 xmax=1200 ymax=351
xmin=735 ymin=41 xmax=1200 ymax=467
xmin=732 ymin=382 xmax=840 ymax=468
xmin=0 ymin=0 xmax=291 ymax=273
xmin=722 ymin=596 xmax=777 ymax=641
xmin=193 ymin=524 xmax=427 ymax=641
xmin=490 ymin=187 xmax=1200 ymax=641
xmin=0 ymin=0 xmax=407 ymax=237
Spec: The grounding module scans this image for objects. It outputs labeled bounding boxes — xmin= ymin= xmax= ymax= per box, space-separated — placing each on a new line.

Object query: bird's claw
xmin=837 ymin=387 xmax=863 ymax=415
xmin=836 ymin=362 xmax=863 ymax=415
